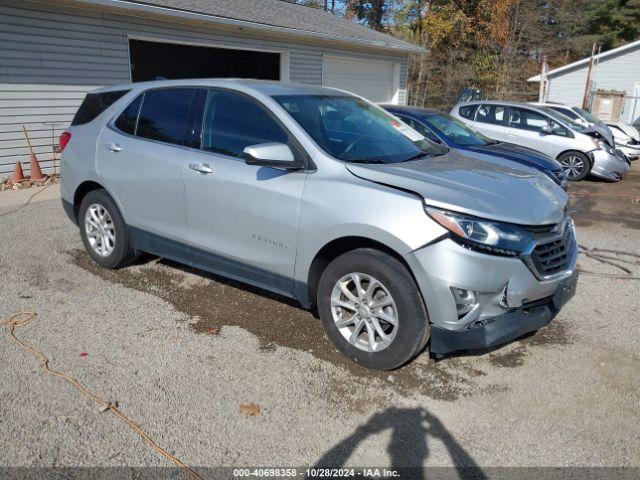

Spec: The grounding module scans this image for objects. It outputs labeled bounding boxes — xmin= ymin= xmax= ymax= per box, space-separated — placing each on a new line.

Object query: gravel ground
xmin=0 ymin=167 xmax=639 ymax=475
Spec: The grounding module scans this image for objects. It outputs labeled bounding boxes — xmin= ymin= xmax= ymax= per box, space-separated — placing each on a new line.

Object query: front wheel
xmin=558 ymin=151 xmax=591 ymax=181
xmin=317 ymin=248 xmax=430 ymax=370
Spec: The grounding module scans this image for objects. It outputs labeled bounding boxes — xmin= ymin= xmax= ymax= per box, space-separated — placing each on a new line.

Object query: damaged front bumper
xmin=429 ymin=270 xmax=577 ymax=354
xmin=590 ymin=149 xmax=631 ymax=181
xmin=406 ymin=227 xmax=578 ymax=355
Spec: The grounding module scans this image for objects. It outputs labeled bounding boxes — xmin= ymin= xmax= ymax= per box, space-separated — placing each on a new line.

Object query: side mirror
xmin=540 ymin=125 xmax=553 ymax=135
xmin=243 ymin=143 xmax=304 ymax=170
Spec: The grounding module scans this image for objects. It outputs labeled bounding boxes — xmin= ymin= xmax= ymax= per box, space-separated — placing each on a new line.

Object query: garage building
xmin=0 ymin=0 xmax=423 ymax=175
xmin=528 ymin=39 xmax=640 ymax=126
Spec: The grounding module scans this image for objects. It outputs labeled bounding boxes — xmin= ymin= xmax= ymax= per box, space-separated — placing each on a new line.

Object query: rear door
xmin=469 ymin=104 xmax=507 ymax=141
xmin=183 ymin=89 xmax=307 ymax=296
xmin=96 ymin=87 xmax=203 ymax=245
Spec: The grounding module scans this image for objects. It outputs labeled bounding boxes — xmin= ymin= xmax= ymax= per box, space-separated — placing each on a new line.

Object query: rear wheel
xmin=317 ymin=248 xmax=429 ymax=370
xmin=558 ymin=151 xmax=591 ymax=181
xmin=78 ymin=189 xmax=137 ymax=269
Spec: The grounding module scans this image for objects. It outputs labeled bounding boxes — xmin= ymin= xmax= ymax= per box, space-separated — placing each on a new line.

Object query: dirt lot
xmin=0 ymin=166 xmax=639 ymax=476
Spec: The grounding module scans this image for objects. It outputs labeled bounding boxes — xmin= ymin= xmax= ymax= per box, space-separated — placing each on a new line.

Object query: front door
xmin=96 ymin=88 xmax=202 ymax=244
xmin=183 ymin=89 xmax=307 ymax=296
xmin=505 ymin=106 xmax=570 ymax=158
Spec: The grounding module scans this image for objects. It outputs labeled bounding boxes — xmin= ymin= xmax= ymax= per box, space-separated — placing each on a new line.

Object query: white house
xmin=528 ymin=39 xmax=640 ymax=126
xmin=0 ymin=0 xmax=424 ymax=176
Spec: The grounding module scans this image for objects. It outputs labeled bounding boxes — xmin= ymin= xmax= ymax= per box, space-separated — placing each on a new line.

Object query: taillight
xmin=59 ymin=131 xmax=71 ymax=152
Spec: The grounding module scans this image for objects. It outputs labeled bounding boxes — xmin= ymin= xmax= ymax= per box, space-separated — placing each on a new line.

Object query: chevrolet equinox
xmin=60 ymin=80 xmax=578 ymax=370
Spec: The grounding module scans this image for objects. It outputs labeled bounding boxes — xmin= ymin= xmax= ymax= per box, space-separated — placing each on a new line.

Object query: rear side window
xmin=476 ymin=105 xmax=505 ymax=125
xmin=136 ymin=88 xmax=198 ymax=146
xmin=458 ymin=104 xmax=478 ymax=120
xmin=72 ymin=90 xmax=129 ymax=126
xmin=201 ymin=90 xmax=288 ymax=158
xmin=114 ymin=95 xmax=142 ymax=135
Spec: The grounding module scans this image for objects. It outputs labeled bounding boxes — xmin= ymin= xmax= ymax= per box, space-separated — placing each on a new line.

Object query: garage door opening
xmin=129 ymin=39 xmax=281 ymax=82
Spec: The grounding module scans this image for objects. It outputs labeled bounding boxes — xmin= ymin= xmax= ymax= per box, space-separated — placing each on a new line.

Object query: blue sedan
xmin=382 ymin=105 xmax=567 ymax=189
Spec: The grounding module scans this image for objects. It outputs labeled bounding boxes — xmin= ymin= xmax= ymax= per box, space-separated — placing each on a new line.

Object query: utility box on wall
xmin=592 ymin=90 xmax=625 ymax=122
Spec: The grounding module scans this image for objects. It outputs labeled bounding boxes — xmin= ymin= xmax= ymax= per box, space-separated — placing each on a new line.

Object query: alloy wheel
xmin=84 ymin=203 xmax=116 ymax=257
xmin=330 ymin=272 xmax=399 ymax=352
xmin=561 ymin=155 xmax=585 ymax=179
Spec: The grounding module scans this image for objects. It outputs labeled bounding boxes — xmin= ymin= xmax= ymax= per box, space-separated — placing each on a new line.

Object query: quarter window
xmin=72 ymin=90 xmax=129 ymax=126
xmin=475 ymin=105 xmax=505 ymax=125
xmin=136 ymin=88 xmax=198 ymax=146
xmin=201 ymin=90 xmax=288 ymax=158
xmin=458 ymin=104 xmax=478 ymax=120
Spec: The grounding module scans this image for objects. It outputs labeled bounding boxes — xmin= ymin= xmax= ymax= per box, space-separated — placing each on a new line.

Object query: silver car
xmin=451 ymin=100 xmax=630 ymax=181
xmin=60 ymin=80 xmax=578 ymax=370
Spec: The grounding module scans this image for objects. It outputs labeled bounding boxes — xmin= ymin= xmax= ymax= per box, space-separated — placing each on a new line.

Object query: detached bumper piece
xmin=430 ymin=270 xmax=578 ymax=355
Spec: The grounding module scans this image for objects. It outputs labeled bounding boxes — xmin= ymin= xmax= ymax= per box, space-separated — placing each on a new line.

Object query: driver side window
xmin=201 ymin=90 xmax=288 ymax=159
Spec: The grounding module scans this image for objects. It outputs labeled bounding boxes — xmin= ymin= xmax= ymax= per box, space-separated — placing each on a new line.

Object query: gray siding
xmin=0 ymin=0 xmax=408 ymax=175
xmin=546 ymin=45 xmax=640 ymax=123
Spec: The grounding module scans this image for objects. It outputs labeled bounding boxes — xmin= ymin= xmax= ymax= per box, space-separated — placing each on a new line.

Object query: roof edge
xmin=528 ymin=38 xmax=640 ymax=82
xmin=71 ymin=0 xmax=427 ymax=54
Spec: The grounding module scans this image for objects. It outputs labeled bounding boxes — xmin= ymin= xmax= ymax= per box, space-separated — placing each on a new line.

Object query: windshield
xmin=424 ymin=113 xmax=495 ymax=147
xmin=540 ymin=107 xmax=589 ymax=132
xmin=273 ymin=94 xmax=447 ymax=163
xmin=572 ymin=107 xmax=602 ymax=124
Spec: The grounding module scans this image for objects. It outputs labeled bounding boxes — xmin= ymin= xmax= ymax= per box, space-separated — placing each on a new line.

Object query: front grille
xmin=529 ymin=223 xmax=574 ymax=277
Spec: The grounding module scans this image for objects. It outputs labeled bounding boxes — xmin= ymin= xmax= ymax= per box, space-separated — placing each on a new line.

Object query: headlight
xmin=425 ymin=207 xmax=534 ymax=256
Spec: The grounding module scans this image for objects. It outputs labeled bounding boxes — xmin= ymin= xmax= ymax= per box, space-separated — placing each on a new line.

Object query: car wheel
xmin=78 ymin=189 xmax=137 ymax=269
xmin=558 ymin=151 xmax=591 ymax=181
xmin=317 ymin=248 xmax=430 ymax=370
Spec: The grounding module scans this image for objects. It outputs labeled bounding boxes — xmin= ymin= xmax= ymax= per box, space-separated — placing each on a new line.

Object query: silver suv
xmin=60 ymin=80 xmax=578 ymax=370
xmin=451 ymin=101 xmax=630 ymax=181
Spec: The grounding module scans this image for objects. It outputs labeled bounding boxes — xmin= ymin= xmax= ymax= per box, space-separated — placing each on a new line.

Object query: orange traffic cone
xmin=10 ymin=161 xmax=24 ymax=183
xmin=28 ymin=151 xmax=45 ymax=182
xmin=22 ymin=125 xmax=45 ymax=182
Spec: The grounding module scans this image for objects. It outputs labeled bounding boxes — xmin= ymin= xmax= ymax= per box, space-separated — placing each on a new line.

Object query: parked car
xmin=607 ymin=122 xmax=640 ymax=161
xmin=451 ymin=101 xmax=630 ymax=181
xmin=382 ymin=105 xmax=567 ymax=189
xmin=61 ymin=80 xmax=578 ymax=370
xmin=530 ymin=102 xmax=615 ymax=146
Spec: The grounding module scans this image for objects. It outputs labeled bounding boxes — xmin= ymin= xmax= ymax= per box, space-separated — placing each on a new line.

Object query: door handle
xmin=105 ymin=143 xmax=122 ymax=152
xmin=189 ymin=162 xmax=213 ymax=174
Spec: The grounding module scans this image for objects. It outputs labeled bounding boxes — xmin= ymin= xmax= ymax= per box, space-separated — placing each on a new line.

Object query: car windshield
xmin=273 ymin=94 xmax=447 ymax=163
xmin=423 ymin=113 xmax=495 ymax=146
xmin=572 ymin=106 xmax=601 ymax=124
xmin=540 ymin=107 xmax=589 ymax=132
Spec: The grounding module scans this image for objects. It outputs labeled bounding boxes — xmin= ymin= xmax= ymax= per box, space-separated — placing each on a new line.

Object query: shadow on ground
xmin=312 ymin=407 xmax=487 ymax=479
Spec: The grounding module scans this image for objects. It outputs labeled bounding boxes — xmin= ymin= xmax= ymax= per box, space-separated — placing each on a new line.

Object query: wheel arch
xmin=73 ymin=181 xmax=127 ymax=223
xmin=303 ymin=236 xmax=416 ymax=310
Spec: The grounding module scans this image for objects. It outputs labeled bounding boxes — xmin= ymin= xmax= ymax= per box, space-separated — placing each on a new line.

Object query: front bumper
xmin=590 ymin=149 xmax=631 ymax=181
xmin=405 ymin=234 xmax=578 ymax=354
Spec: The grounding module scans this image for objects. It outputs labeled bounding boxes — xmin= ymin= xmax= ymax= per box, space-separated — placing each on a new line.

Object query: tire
xmin=78 ymin=189 xmax=137 ymax=269
xmin=317 ymin=248 xmax=430 ymax=370
xmin=558 ymin=151 xmax=591 ymax=181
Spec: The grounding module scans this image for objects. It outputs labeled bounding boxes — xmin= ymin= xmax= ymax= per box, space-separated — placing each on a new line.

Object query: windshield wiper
xmin=347 ymin=157 xmax=386 ymax=164
xmin=484 ymin=140 xmax=500 ymax=145
xmin=401 ymin=151 xmax=437 ymax=162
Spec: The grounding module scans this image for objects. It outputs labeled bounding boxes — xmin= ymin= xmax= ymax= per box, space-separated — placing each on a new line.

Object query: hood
xmin=587 ymin=123 xmax=615 ymax=146
xmin=346 ymin=149 xmax=568 ymax=226
xmin=464 ymin=142 xmax=561 ymax=172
